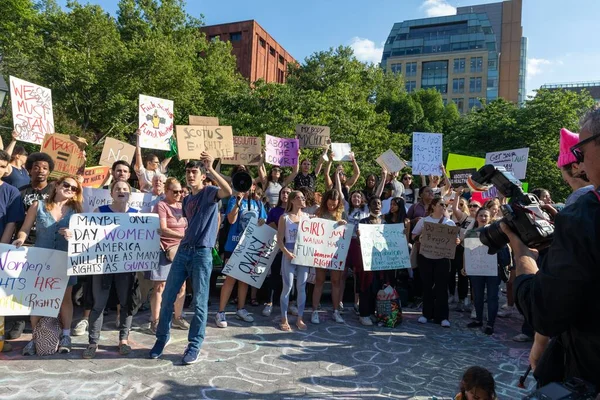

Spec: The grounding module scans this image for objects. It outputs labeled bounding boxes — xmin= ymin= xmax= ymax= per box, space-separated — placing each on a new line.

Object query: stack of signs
xmin=412 ymin=133 xmax=443 ymax=175
xmin=295 ymin=124 xmax=330 ymax=148
xmin=9 ymin=76 xmax=54 ymax=145
xmin=138 ymin=94 xmax=174 ymax=151
xmin=175 ymin=125 xmax=235 ymax=160
xmin=292 ymin=217 xmax=353 ymax=271
xmin=376 ymin=149 xmax=406 ymax=173
xmin=485 ymin=148 xmax=529 ymax=180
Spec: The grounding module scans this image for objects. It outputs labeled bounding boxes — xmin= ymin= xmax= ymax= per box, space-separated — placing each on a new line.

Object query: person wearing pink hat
xmin=557 ymin=128 xmax=594 ymax=206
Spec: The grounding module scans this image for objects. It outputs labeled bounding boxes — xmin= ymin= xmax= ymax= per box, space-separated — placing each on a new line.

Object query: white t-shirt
xmin=413 ymin=215 xmax=457 ymax=259
xmin=137 ymin=165 xmax=167 ymax=193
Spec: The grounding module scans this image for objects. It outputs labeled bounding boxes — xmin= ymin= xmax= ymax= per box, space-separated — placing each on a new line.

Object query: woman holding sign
xmin=14 ymin=175 xmax=83 ymax=356
xmin=258 ymin=156 xmax=299 ymax=209
xmin=411 ymin=197 xmax=458 ymax=328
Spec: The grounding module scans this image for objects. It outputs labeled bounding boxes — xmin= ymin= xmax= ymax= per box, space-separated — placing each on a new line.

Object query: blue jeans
xmin=156 ymin=246 xmax=213 ymax=351
xmin=470 ymin=275 xmax=501 ymax=327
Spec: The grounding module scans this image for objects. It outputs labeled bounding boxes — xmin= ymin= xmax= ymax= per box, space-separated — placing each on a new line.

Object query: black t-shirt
xmin=293 ymin=172 xmax=317 ymax=191
xmin=19 ymin=183 xmax=53 ymax=245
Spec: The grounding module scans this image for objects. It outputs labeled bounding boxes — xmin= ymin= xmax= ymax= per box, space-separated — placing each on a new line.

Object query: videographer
xmin=501 ymin=105 xmax=600 ymax=391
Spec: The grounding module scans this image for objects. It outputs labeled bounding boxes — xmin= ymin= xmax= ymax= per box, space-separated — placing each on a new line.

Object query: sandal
xmin=250 ymin=298 xmax=260 ymax=307
xmin=279 ymin=321 xmax=292 ymax=332
xmin=82 ymin=344 xmax=97 ymax=359
xmin=118 ymin=343 xmax=132 ymax=356
xmin=296 ymin=320 xmax=307 ymax=331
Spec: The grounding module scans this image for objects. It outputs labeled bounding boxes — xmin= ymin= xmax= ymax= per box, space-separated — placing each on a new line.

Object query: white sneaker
xmin=72 ymin=319 xmax=89 ymax=336
xmin=441 ymin=319 xmax=451 ymax=328
xmin=311 ymin=311 xmax=320 ymax=324
xmin=333 ymin=310 xmax=344 ymax=324
xmin=215 ymin=312 xmax=227 ymax=328
xmin=359 ymin=316 xmax=373 ymax=326
xmin=470 ymin=309 xmax=477 ymax=320
xmin=417 ymin=316 xmax=427 ymax=324
xmin=464 ymin=297 xmax=471 ymax=307
xmin=500 ymin=303 xmax=511 ymax=310
xmin=497 ymin=306 xmax=515 ymax=318
xmin=289 ymin=304 xmax=299 ymax=316
xmin=338 ymin=302 xmax=345 ymax=313
xmin=262 ymin=304 xmax=272 ymax=317
xmin=236 ymin=308 xmax=254 ymax=323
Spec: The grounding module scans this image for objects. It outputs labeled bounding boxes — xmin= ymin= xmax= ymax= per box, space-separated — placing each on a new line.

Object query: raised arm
xmin=345 ymin=153 xmax=361 ymax=189
xmin=4 ymin=130 xmax=19 ymax=155
xmin=11 ymin=202 xmax=39 ymax=246
xmin=134 ymin=129 xmax=143 ymax=173
xmin=203 ymin=152 xmax=232 ymax=199
xmin=439 ymin=164 xmax=452 ymax=197
xmin=314 ymin=142 xmax=330 ymax=176
xmin=282 ymin=154 xmax=300 ymax=187
xmin=375 ymin=168 xmax=387 ymax=198
xmin=334 ymin=167 xmax=344 ymax=199
xmin=258 ymin=153 xmax=268 ymax=189
xmin=160 ymin=156 xmax=172 ymax=171
xmin=324 ymin=158 xmax=333 ymax=190
xmin=420 ymin=175 xmax=427 ymax=188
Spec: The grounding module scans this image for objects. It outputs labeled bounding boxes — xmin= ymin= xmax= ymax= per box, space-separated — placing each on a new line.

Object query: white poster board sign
xmin=485 ymin=148 xmax=529 ymax=180
xmin=82 ymin=187 xmax=158 ymax=213
xmin=331 ymin=143 xmax=352 ymax=162
xmin=292 ymin=218 xmax=353 ymax=271
xmin=376 ymin=149 xmax=406 ymax=173
xmin=68 ymin=213 xmax=160 ymax=276
xmin=221 ymin=221 xmax=278 ymax=288
xmin=9 ymin=76 xmax=54 ymax=145
xmin=0 ymin=244 xmax=68 ymax=317
xmin=464 ymin=235 xmax=498 ymax=277
xmin=138 ymin=94 xmax=174 ymax=151
xmin=359 ymin=224 xmax=410 ymax=271
xmin=412 ymin=132 xmax=443 ymax=175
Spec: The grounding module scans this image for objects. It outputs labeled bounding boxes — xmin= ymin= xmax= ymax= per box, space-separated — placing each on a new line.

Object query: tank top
xmin=98 ymin=205 xmax=138 ymax=213
xmin=264 ymin=181 xmax=282 ymax=208
xmin=283 ymin=213 xmax=300 ymax=244
xmin=35 ymin=200 xmax=76 ymax=252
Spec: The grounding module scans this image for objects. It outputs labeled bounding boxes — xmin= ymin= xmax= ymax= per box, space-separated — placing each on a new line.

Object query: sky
xmin=61 ymin=0 xmax=600 ymax=98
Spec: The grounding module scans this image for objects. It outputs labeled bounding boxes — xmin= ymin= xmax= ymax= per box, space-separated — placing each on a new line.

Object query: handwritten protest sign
xmin=222 ymin=136 xmax=262 ymax=166
xmin=68 ymin=213 xmax=160 ymax=276
xmin=292 ymin=217 xmax=353 ymax=271
xmin=9 ymin=76 xmax=54 ymax=145
xmin=295 ymin=124 xmax=330 ymax=148
xmin=449 ymin=168 xmax=476 ymax=188
xmin=331 ymin=143 xmax=352 ymax=162
xmin=221 ymin=221 xmax=278 ymax=288
xmin=99 ymin=138 xmax=136 ymax=167
xmin=446 ymin=153 xmax=485 ymax=172
xmin=82 ymin=187 xmax=158 ymax=213
xmin=0 ymin=244 xmax=68 ymax=317
xmin=485 ymin=147 xmax=529 ymax=180
xmin=138 ymin=94 xmax=174 ymax=151
xmin=41 ymin=133 xmax=86 ymax=179
xmin=265 ymin=134 xmax=299 ymax=167
xmin=82 ymin=166 xmax=110 ymax=188
xmin=359 ymin=224 xmax=410 ymax=271
xmin=189 ymin=115 xmax=219 ymax=126
xmin=412 ymin=132 xmax=443 ymax=175
xmin=175 ymin=125 xmax=234 ymax=160
xmin=376 ymin=149 xmax=406 ymax=173
xmin=464 ymin=232 xmax=498 ymax=276
xmin=419 ymin=222 xmax=460 ymax=259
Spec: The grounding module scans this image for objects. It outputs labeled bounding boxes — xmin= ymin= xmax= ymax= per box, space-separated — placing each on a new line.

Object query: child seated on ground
xmin=455 ymin=366 xmax=497 ymax=400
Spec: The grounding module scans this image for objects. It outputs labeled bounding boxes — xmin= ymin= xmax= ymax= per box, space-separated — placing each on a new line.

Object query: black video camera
xmin=523 ymin=378 xmax=597 ymax=400
xmin=468 ymin=165 xmax=554 ymax=254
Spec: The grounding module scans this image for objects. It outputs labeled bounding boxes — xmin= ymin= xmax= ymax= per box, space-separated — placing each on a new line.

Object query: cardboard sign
xmin=295 ymin=124 xmax=330 ymax=149
xmin=292 ymin=217 xmax=353 ymax=271
xmin=485 ymin=148 xmax=529 ymax=180
xmin=449 ymin=168 xmax=476 ymax=188
xmin=41 ymin=133 xmax=86 ymax=179
xmin=99 ymin=138 xmax=136 ymax=167
xmin=376 ymin=149 xmax=406 ymax=173
xmin=0 ymin=244 xmax=68 ymax=317
xmin=82 ymin=166 xmax=111 ymax=188
xmin=175 ymin=125 xmax=234 ymax=160
xmin=331 ymin=143 xmax=352 ymax=162
xmin=419 ymin=222 xmax=460 ymax=259
xmin=265 ymin=135 xmax=299 ymax=167
xmin=446 ymin=153 xmax=485 ymax=172
xmin=464 ymin=232 xmax=498 ymax=276
xmin=221 ymin=221 xmax=278 ymax=288
xmin=9 ymin=76 xmax=54 ymax=145
xmin=82 ymin=187 xmax=158 ymax=213
xmin=138 ymin=94 xmax=174 ymax=151
xmin=68 ymin=213 xmax=160 ymax=276
xmin=359 ymin=224 xmax=411 ymax=271
xmin=412 ymin=132 xmax=443 ymax=175
xmin=222 ymin=136 xmax=262 ymax=166
xmin=189 ymin=115 xmax=219 ymax=126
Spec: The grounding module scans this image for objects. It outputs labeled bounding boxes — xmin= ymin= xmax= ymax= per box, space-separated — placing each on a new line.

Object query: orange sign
xmin=82 ymin=166 xmax=110 ymax=188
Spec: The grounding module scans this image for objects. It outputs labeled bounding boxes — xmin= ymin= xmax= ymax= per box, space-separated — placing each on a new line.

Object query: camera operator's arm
xmin=530 ymin=333 xmax=550 ymax=372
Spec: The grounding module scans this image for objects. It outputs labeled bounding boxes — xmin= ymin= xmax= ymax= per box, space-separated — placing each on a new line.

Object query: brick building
xmin=200 ymin=20 xmax=296 ymax=83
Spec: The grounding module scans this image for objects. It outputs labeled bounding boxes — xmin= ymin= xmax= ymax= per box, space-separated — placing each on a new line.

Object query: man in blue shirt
xmin=150 ymin=151 xmax=232 ymax=365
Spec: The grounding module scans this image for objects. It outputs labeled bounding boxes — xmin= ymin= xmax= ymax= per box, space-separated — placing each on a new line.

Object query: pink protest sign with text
xmin=265 ymin=134 xmax=299 ymax=167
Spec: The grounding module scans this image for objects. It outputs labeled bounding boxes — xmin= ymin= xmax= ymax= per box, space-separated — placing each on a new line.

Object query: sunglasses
xmin=61 ymin=181 xmax=79 ymax=193
xmin=439 ymin=203 xmax=448 ymax=208
xmin=570 ymin=132 xmax=600 ymax=163
xmin=171 ymin=190 xmax=183 ymax=194
xmin=469 ymin=204 xmax=480 ymax=208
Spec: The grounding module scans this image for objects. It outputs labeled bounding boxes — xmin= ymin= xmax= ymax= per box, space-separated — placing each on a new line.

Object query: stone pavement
xmin=0 ymin=303 xmax=535 ymax=399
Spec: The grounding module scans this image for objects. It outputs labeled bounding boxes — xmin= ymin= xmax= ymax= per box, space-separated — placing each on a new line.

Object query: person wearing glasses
xmin=1 ymin=130 xmax=30 ymax=189
xmin=401 ymin=173 xmax=417 ymax=206
xmin=411 ymin=197 xmax=458 ymax=328
xmin=557 ymin=128 xmax=594 ymax=207
xmin=503 ymin=105 xmax=600 ymax=389
xmin=135 ymin=129 xmax=171 ymax=193
xmin=14 ymin=175 xmax=84 ymax=355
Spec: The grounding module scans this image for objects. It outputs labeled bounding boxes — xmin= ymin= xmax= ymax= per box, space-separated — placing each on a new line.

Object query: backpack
xmin=33 ymin=317 xmax=61 ymax=356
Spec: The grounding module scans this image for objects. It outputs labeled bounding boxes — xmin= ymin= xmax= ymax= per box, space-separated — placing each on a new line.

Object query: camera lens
xmin=479 ymin=219 xmax=510 ymax=254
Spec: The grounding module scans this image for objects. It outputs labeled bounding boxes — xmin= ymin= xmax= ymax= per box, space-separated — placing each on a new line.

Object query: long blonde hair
xmin=45 ymin=175 xmax=83 ymax=213
xmin=285 ymin=190 xmax=303 ymax=213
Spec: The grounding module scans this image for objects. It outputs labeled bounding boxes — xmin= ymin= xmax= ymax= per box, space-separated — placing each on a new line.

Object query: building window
xmin=470 ymin=57 xmax=483 ymax=73
xmin=421 ymin=60 xmax=448 ymax=93
xmin=230 ymin=32 xmax=242 ymax=42
xmin=469 ymin=77 xmax=482 ymax=93
xmin=279 ymin=55 xmax=284 ymax=64
xmin=269 ymin=46 xmax=276 ymax=56
xmin=468 ymin=98 xmax=482 ymax=109
xmin=405 ymin=81 xmax=417 ymax=93
xmin=209 ymin=35 xmax=220 ymax=42
xmin=405 ymin=62 xmax=417 ymax=77
xmin=488 ymin=58 xmax=497 ymax=70
xmin=277 ymin=69 xmax=285 ymax=83
xmin=452 ymin=78 xmax=465 ymax=94
xmin=487 ymin=78 xmax=498 ymax=89
xmin=259 ymin=38 xmax=266 ymax=48
xmin=452 ymin=98 xmax=464 ymax=113
xmin=390 ymin=63 xmax=401 ymax=74
xmin=453 ymin=58 xmax=465 ymax=73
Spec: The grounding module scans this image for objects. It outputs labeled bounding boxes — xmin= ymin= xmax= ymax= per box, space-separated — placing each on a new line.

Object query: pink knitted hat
xmin=557 ymin=128 xmax=579 ymax=168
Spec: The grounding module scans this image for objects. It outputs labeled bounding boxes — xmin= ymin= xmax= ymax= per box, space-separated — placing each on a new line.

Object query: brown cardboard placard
xmin=189 ymin=115 xmax=219 ymax=126
xmin=41 ymin=133 xmax=86 ymax=179
xmin=175 ymin=125 xmax=234 ymax=160
xmin=295 ymin=124 xmax=330 ymax=149
xmin=99 ymin=137 xmax=136 ymax=167
xmin=222 ymin=136 xmax=262 ymax=165
xmin=419 ymin=222 xmax=461 ymax=259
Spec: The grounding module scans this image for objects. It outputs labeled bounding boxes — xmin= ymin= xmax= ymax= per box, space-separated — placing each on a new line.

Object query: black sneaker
xmin=483 ymin=326 xmax=494 ymax=335
xmin=182 ymin=345 xmax=200 ymax=365
xmin=149 ymin=337 xmax=170 ymax=359
xmin=467 ymin=321 xmax=483 ymax=328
